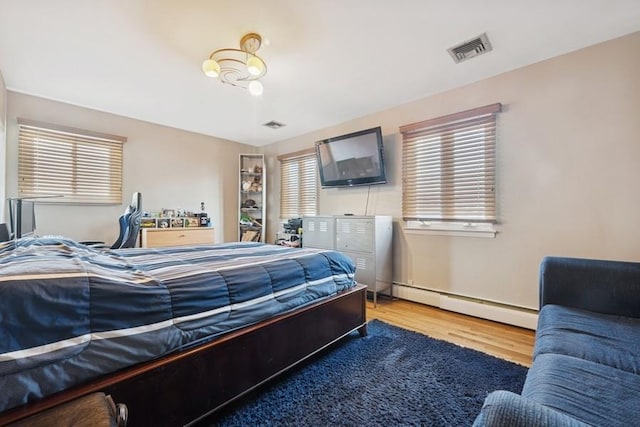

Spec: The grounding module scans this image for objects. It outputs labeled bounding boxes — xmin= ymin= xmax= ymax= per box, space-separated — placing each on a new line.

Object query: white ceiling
xmin=1 ymin=1 xmax=640 ymax=146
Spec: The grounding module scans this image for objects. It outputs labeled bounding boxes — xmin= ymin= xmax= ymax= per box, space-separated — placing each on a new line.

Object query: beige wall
xmin=6 ymin=92 xmax=255 ymax=243
xmin=0 ymin=70 xmax=6 ymax=131
xmin=262 ymin=31 xmax=640 ymax=310
xmin=0 ymin=69 xmax=6 ymax=221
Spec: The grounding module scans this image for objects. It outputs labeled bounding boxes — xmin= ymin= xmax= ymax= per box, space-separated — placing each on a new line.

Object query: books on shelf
xmin=241 ymin=230 xmax=261 ymax=242
xmin=140 ymin=217 xmax=203 ymax=229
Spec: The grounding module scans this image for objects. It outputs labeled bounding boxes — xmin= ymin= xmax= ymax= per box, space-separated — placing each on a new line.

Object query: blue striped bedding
xmin=0 ymin=237 xmax=356 ymax=412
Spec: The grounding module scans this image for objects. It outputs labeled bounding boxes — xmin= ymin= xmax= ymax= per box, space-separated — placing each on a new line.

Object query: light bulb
xmin=248 ymin=80 xmax=264 ymax=96
xmin=246 ymin=56 xmax=264 ymax=76
xmin=202 ymin=59 xmax=220 ymax=78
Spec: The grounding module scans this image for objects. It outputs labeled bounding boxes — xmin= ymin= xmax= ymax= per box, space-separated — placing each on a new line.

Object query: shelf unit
xmin=239 ymin=154 xmax=266 ymax=242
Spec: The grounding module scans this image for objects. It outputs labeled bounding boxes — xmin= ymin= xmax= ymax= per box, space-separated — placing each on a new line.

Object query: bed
xmin=0 ymin=237 xmax=367 ymax=426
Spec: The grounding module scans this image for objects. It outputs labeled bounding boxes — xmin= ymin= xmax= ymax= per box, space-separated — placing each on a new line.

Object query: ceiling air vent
xmin=448 ymin=33 xmax=492 ymax=63
xmin=263 ymin=120 xmax=286 ymax=130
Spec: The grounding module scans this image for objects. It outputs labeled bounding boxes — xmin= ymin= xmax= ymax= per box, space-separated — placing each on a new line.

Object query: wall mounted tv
xmin=315 ymin=126 xmax=387 ymax=188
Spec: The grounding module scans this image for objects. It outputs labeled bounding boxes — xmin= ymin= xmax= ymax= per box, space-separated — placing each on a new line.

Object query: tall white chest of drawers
xmin=303 ymin=215 xmax=392 ymax=305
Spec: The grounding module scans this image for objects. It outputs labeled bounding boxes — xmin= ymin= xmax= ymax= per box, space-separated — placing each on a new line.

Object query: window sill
xmin=404 ymin=221 xmax=496 ymax=238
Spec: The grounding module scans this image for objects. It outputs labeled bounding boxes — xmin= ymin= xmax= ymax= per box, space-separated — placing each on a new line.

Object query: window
xmin=400 ymin=103 xmax=501 ymax=231
xmin=18 ymin=119 xmax=125 ymax=204
xmin=278 ymin=149 xmax=318 ymax=218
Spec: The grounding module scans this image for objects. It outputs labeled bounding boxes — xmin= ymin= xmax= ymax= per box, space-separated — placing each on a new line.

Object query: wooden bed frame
xmin=0 ymin=284 xmax=367 ymax=426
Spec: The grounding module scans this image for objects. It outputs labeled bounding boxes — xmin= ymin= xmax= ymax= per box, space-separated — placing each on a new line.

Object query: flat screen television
xmin=315 ymin=126 xmax=387 ymax=188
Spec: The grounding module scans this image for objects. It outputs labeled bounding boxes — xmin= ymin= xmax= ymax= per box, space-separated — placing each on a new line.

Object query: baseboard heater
xmin=392 ymin=283 xmax=538 ymax=330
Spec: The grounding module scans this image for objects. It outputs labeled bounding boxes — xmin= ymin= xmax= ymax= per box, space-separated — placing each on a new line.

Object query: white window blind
xmin=278 ymin=149 xmax=318 ymax=218
xmin=400 ymin=103 xmax=501 ymax=223
xmin=18 ymin=119 xmax=126 ymax=204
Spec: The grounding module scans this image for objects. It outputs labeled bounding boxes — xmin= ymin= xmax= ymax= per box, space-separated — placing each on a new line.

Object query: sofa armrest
xmin=540 ymin=256 xmax=640 ymax=317
xmin=473 ymin=390 xmax=589 ymax=427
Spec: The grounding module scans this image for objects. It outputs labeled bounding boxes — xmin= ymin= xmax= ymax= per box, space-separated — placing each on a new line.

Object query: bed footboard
xmin=0 ymin=284 xmax=367 ymax=426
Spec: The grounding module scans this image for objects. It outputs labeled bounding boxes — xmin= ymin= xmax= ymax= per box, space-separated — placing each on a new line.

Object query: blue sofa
xmin=474 ymin=256 xmax=640 ymax=426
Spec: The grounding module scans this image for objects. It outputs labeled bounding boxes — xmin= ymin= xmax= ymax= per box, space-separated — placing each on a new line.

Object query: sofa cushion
xmin=473 ymin=390 xmax=591 ymax=427
xmin=522 ymin=353 xmax=640 ymax=426
xmin=534 ymin=304 xmax=640 ymax=374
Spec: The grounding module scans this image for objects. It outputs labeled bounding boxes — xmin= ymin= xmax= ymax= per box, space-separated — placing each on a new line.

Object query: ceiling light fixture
xmin=202 ymin=32 xmax=267 ymax=96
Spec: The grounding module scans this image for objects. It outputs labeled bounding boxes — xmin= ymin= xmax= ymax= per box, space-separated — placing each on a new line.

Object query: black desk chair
xmin=112 ymin=192 xmax=142 ymax=249
xmin=83 ymin=192 xmax=142 ymax=249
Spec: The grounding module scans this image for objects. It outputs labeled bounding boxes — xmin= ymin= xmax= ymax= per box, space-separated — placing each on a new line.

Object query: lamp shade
xmin=248 ymin=80 xmax=264 ymax=96
xmin=203 ymin=33 xmax=267 ymax=94
xmin=246 ymin=55 xmax=265 ymax=76
xmin=202 ymin=59 xmax=220 ymax=78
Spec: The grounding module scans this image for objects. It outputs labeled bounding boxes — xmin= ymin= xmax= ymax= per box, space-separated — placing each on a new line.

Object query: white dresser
xmin=303 ymin=215 xmax=392 ymax=305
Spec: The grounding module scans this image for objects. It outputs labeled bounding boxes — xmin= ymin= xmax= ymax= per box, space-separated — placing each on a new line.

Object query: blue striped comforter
xmin=0 ymin=237 xmax=356 ymax=412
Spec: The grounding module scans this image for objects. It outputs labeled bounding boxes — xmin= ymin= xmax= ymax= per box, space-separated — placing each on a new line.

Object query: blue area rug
xmin=207 ymin=319 xmax=527 ymax=426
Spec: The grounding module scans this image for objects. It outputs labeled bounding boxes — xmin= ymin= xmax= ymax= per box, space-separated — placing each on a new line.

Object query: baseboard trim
xmin=393 ymin=284 xmax=538 ymax=330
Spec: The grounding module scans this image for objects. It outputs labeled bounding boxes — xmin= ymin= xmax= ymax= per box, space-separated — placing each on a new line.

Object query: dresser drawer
xmin=141 ymin=228 xmax=215 ymax=248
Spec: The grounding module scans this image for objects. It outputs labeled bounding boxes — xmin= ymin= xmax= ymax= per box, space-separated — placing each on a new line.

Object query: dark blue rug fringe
xmin=206 ymin=319 xmax=527 ymax=426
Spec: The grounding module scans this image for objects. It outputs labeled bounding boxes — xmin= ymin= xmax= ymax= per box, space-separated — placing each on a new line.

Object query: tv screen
xmin=316 ymin=126 xmax=386 ymax=188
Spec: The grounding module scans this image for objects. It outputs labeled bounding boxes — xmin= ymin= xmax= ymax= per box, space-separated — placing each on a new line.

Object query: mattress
xmin=0 ymin=237 xmax=356 ymax=412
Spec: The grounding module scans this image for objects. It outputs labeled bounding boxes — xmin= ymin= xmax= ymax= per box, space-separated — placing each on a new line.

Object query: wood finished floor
xmin=366 ymin=297 xmax=535 ymax=367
